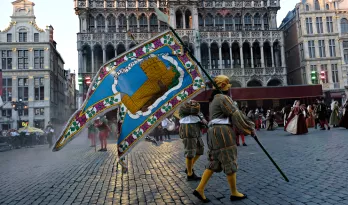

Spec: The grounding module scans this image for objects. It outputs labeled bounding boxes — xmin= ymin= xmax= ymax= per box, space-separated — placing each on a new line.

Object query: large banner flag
xmin=53 ymin=31 xmax=205 ymax=159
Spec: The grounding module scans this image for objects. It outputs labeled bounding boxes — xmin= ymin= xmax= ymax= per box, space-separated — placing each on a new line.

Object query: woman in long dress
xmin=306 ymin=105 xmax=315 ymax=128
xmin=329 ymin=101 xmax=340 ymax=127
xmin=284 ymin=100 xmax=308 ymax=135
xmin=339 ymin=100 xmax=348 ymax=129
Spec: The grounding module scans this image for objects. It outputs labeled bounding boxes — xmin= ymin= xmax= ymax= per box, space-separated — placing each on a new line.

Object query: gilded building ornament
xmin=29 ymin=21 xmax=45 ymax=32
xmin=2 ymin=21 xmax=17 ymax=32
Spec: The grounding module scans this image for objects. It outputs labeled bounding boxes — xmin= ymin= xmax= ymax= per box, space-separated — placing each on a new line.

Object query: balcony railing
xmin=202 ymin=67 xmax=286 ymax=77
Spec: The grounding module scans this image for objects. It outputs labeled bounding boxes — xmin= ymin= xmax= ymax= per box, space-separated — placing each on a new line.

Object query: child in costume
xmin=94 ymin=116 xmax=111 ymax=151
xmin=193 ymin=75 xmax=255 ymax=203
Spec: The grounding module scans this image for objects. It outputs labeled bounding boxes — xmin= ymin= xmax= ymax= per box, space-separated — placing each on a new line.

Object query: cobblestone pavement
xmin=0 ymin=128 xmax=348 ymax=205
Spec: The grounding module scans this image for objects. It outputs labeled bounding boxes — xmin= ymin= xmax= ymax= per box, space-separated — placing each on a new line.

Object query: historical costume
xmin=235 ymin=105 xmax=247 ymax=146
xmin=94 ymin=116 xmax=111 ymax=151
xmin=45 ymin=121 xmax=55 ymax=148
xmin=329 ymin=101 xmax=340 ymax=127
xmin=339 ymin=100 xmax=348 ymax=129
xmin=306 ymin=105 xmax=315 ymax=128
xmin=88 ymin=123 xmax=97 ymax=147
xmin=193 ymin=75 xmax=255 ymax=203
xmin=254 ymin=109 xmax=262 ymax=131
xmin=284 ymin=100 xmax=308 ymax=135
xmin=282 ymin=105 xmax=292 ymax=125
xmin=161 ymin=118 xmax=172 ymax=140
xmin=315 ymin=99 xmax=330 ymax=130
xmin=266 ymin=110 xmax=276 ymax=131
xmin=179 ymin=101 xmax=206 ymax=181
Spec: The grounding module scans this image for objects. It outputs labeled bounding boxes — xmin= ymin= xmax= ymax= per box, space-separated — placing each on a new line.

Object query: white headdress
xmin=331 ymin=101 xmax=337 ymax=110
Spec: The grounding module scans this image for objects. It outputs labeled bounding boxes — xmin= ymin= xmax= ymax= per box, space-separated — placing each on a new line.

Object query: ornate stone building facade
xmin=0 ymin=0 xmax=74 ymax=129
xmin=280 ymin=0 xmax=348 ymax=103
xmin=75 ymin=0 xmax=286 ymax=105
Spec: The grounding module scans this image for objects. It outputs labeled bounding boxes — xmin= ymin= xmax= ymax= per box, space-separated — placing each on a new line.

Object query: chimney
xmin=49 ymin=25 xmax=54 ymax=43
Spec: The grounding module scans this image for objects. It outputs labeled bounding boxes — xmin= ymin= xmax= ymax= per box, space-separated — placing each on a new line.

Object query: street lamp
xmin=11 ymin=99 xmax=28 ymax=128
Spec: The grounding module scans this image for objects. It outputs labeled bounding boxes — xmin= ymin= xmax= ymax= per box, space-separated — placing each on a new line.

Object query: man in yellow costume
xmin=193 ymin=75 xmax=255 ymax=203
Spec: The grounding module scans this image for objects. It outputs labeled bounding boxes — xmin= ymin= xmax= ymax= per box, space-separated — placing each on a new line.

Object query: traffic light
xmin=320 ymin=71 xmax=326 ymax=80
xmin=85 ymin=76 xmax=91 ymax=85
xmin=311 ymin=71 xmax=318 ymax=84
xmin=78 ymin=76 xmax=83 ymax=85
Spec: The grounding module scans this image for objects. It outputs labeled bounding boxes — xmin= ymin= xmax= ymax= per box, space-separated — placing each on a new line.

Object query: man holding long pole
xmin=193 ymin=75 xmax=255 ymax=203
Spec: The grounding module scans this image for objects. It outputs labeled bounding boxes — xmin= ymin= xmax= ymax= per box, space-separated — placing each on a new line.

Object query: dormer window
xmin=34 ymin=33 xmax=39 ymax=42
xmin=7 ymin=34 xmax=12 ymax=42
xmin=19 ymin=29 xmax=27 ymax=42
xmin=305 ymin=4 xmax=310 ymax=11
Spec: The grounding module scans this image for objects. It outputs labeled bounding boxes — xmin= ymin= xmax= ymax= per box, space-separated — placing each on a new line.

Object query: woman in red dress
xmin=284 ymin=100 xmax=308 ymax=135
xmin=94 ymin=116 xmax=111 ymax=151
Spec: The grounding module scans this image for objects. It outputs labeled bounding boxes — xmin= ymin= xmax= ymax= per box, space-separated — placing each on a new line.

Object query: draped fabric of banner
xmin=53 ymin=31 xmax=205 ymax=159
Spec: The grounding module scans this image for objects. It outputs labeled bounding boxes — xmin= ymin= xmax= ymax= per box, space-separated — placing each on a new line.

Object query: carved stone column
xmin=219 ymin=44 xmax=222 ymax=69
xmin=230 ymin=44 xmax=233 ymax=69
xmin=281 ymin=44 xmax=286 ymax=68
xmin=240 ymin=45 xmax=244 ymax=69
xmin=251 ymin=46 xmax=254 ymax=68
xmin=209 ymin=45 xmax=212 ymax=69
xmin=91 ymin=49 xmax=95 ymax=73
xmin=78 ymin=49 xmax=83 ymax=73
xmin=271 ymin=45 xmax=275 ymax=67
xmin=260 ymin=44 xmax=265 ymax=68
xmin=103 ymin=47 xmax=106 ymax=63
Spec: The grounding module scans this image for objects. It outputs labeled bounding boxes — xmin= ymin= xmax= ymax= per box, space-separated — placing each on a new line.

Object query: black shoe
xmin=328 ymin=126 xmax=331 ymax=130
xmin=185 ymin=169 xmax=194 ymax=174
xmin=187 ymin=172 xmax=201 ymax=181
xmin=243 ymin=143 xmax=247 ymax=146
xmin=237 ymin=143 xmax=240 ymax=146
xmin=103 ymin=148 xmax=107 ymax=151
xmin=98 ymin=149 xmax=103 ymax=152
xmin=320 ymin=128 xmax=326 ymax=130
xmin=193 ymin=190 xmax=210 ymax=203
xmin=230 ymin=194 xmax=247 ymax=201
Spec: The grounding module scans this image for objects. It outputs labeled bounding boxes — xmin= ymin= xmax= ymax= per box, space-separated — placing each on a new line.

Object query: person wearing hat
xmin=94 ymin=116 xmax=111 ymax=151
xmin=193 ymin=75 xmax=255 ymax=203
xmin=178 ymin=100 xmax=207 ymax=181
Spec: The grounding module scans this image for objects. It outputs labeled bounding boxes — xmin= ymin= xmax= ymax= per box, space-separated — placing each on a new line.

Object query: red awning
xmin=194 ymin=85 xmax=323 ymax=102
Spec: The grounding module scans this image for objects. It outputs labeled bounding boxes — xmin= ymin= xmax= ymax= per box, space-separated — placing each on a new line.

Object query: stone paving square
xmin=0 ymin=128 xmax=348 ymax=205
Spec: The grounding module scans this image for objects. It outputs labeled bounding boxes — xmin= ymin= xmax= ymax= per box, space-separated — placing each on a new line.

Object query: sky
xmin=0 ymin=0 xmax=298 ymax=74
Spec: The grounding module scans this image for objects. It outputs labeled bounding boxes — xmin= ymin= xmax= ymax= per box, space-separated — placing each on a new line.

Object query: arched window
xmin=139 ymin=14 xmax=147 ymax=32
xmin=314 ymin=0 xmax=320 ymax=10
xmin=18 ymin=28 xmax=27 ymax=42
xmin=185 ymin=10 xmax=192 ymax=29
xmin=244 ymin=13 xmax=252 ymax=30
xmin=326 ymin=4 xmax=330 ymax=10
xmin=205 ymin=13 xmax=213 ymax=31
xmin=96 ymin=14 xmax=105 ymax=32
xmin=341 ymin=18 xmax=348 ymax=34
xmin=129 ymin=14 xmax=137 ymax=32
xmin=254 ymin=13 xmax=261 ymax=30
xmin=176 ymin=10 xmax=183 ymax=29
xmin=118 ymin=14 xmax=127 ymax=32
xmin=198 ymin=13 xmax=204 ymax=29
xmin=225 ymin=14 xmax=233 ymax=31
xmin=107 ymin=15 xmax=116 ymax=32
xmin=305 ymin=4 xmax=310 ymax=11
xmin=263 ymin=14 xmax=269 ymax=30
xmin=88 ymin=15 xmax=95 ymax=32
xmin=150 ymin=14 xmax=158 ymax=31
xmin=215 ymin=14 xmax=224 ymax=30
xmin=235 ymin=14 xmax=242 ymax=31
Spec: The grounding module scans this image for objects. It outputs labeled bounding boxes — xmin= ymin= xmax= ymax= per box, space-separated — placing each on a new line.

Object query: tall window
xmin=34 ymin=50 xmax=44 ymax=69
xmin=318 ymin=40 xmax=326 ymax=57
xmin=118 ymin=14 xmax=127 ymax=32
xmin=254 ymin=14 xmax=261 ymax=30
xmin=311 ymin=65 xmax=318 ymax=84
xmin=34 ymin=33 xmax=39 ymax=42
xmin=302 ymin=67 xmax=307 ymax=84
xmin=88 ymin=15 xmax=95 ymax=32
xmin=2 ymin=109 xmax=12 ymax=118
xmin=215 ymin=14 xmax=224 ymax=29
xmin=139 ymin=14 xmax=148 ymax=32
xmin=18 ymin=50 xmax=28 ymax=69
xmin=331 ymin=64 xmax=339 ymax=83
xmin=107 ymin=15 xmax=116 ymax=32
xmin=225 ymin=14 xmax=233 ymax=30
xmin=150 ymin=14 xmax=158 ymax=31
xmin=326 ymin=4 xmax=330 ymax=10
xmin=316 ymin=17 xmax=323 ymax=33
xmin=18 ymin=78 xmax=29 ymax=101
xmin=263 ymin=14 xmax=269 ymax=30
xmin=244 ymin=14 xmax=252 ymax=30
xmin=128 ymin=14 xmax=137 ymax=32
xmin=314 ymin=0 xmax=320 ymax=10
xmin=299 ymin=43 xmax=304 ymax=61
xmin=7 ymin=34 xmax=12 ymax=42
xmin=198 ymin=14 xmax=204 ymax=30
xmin=19 ymin=29 xmax=27 ymax=42
xmin=1 ymin=50 xmax=12 ymax=70
xmin=343 ymin=41 xmax=348 ymax=63
xmin=341 ymin=18 xmax=348 ymax=34
xmin=2 ymin=78 xmax=12 ymax=102
xmin=308 ymin=40 xmax=315 ymax=58
xmin=235 ymin=14 xmax=242 ymax=31
xmin=34 ymin=77 xmax=45 ymax=100
xmin=96 ymin=14 xmax=105 ymax=32
xmin=329 ymin=39 xmax=336 ymax=57
xmin=298 ymin=22 xmax=302 ymax=36
xmin=326 ymin=16 xmax=333 ymax=33
xmin=306 ymin=17 xmax=313 ymax=34
xmin=306 ymin=4 xmax=310 ymax=11
xmin=321 ymin=64 xmax=328 ymax=83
